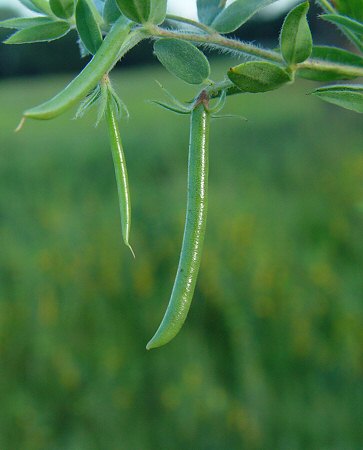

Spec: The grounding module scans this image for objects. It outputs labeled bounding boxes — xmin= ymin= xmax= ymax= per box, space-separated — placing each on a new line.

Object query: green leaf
xmin=333 ymin=0 xmax=363 ymax=22
xmin=50 ymin=0 xmax=75 ymax=19
xmin=4 ymin=21 xmax=70 ymax=44
xmin=312 ymin=84 xmax=363 ymax=113
xmin=50 ymin=0 xmax=75 ymax=18
xmin=76 ymin=0 xmax=103 ymax=55
xmin=298 ymin=45 xmax=363 ymax=81
xmin=17 ymin=0 xmax=53 ymax=15
xmin=104 ymin=0 xmax=122 ymax=24
xmin=280 ymin=1 xmax=312 ymax=65
xmin=228 ymin=61 xmax=291 ymax=93
xmin=17 ymin=0 xmax=44 ymax=13
xmin=154 ymin=39 xmax=210 ymax=85
xmin=115 ymin=0 xmax=150 ymax=23
xmin=151 ymin=100 xmax=191 ymax=115
xmin=322 ymin=14 xmax=363 ymax=35
xmin=320 ymin=13 xmax=363 ymax=53
xmin=149 ymin=0 xmax=167 ymax=25
xmin=32 ymin=0 xmax=55 ymax=15
xmin=0 ymin=17 xmax=54 ymax=29
xmin=197 ymin=0 xmax=225 ymax=26
xmin=211 ymin=0 xmax=277 ymax=34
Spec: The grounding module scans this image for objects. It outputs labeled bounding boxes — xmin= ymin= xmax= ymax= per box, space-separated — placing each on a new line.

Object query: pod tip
xmin=146 ymin=331 xmax=174 ymax=350
xmin=15 ymin=117 xmax=26 ymax=133
xmin=126 ymin=242 xmax=136 ymax=259
xmin=146 ymin=334 xmax=161 ymax=350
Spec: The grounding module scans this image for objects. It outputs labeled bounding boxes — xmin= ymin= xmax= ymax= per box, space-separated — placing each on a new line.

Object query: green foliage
xmin=50 ymin=0 xmax=75 ymax=19
xmin=18 ymin=0 xmax=44 ymax=13
xmin=20 ymin=0 xmax=53 ymax=15
xmin=280 ymin=1 xmax=312 ymax=66
xmin=1 ymin=72 xmax=363 ymax=449
xmin=114 ymin=0 xmax=165 ymax=24
xmin=3 ymin=0 xmax=363 ymax=114
xmin=319 ymin=10 xmax=363 ymax=52
xmin=2 ymin=0 xmax=363 ymax=348
xmin=154 ymin=39 xmax=210 ymax=85
xmin=210 ymin=0 xmax=277 ymax=33
xmin=322 ymin=13 xmax=363 ymax=35
xmin=312 ymin=84 xmax=363 ymax=113
xmin=228 ymin=61 xmax=291 ymax=93
xmin=334 ymin=0 xmax=363 ymax=21
xmin=298 ymin=46 xmax=363 ymax=81
xmin=4 ymin=20 xmax=70 ymax=44
xmin=115 ymin=0 xmax=150 ymax=23
xmin=0 ymin=17 xmax=54 ymax=29
xmin=76 ymin=0 xmax=103 ymax=55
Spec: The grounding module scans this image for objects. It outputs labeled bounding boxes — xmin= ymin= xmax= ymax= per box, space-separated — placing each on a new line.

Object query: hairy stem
xmin=148 ymin=25 xmax=363 ymax=84
xmin=165 ymin=14 xmax=217 ymax=35
xmin=151 ymin=25 xmax=282 ymax=62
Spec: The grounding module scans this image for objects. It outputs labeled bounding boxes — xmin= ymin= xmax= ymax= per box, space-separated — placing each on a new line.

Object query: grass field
xmin=1 ymin=62 xmax=363 ymax=449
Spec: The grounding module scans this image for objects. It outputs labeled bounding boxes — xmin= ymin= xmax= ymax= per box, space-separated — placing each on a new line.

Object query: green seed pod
xmin=104 ymin=83 xmax=134 ymax=257
xmin=24 ymin=17 xmax=136 ymax=120
xmin=147 ymin=92 xmax=210 ymax=350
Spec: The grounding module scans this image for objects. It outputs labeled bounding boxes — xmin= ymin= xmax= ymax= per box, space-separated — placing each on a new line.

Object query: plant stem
xmin=165 ymin=14 xmax=216 ymax=35
xmin=299 ymin=59 xmax=363 ymax=77
xmin=148 ymin=26 xmax=363 ymax=83
xmin=151 ymin=25 xmax=283 ymax=62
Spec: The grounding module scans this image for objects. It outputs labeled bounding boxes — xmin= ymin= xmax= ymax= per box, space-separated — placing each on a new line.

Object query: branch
xmin=150 ymin=25 xmax=282 ymax=63
xmin=148 ymin=25 xmax=363 ymax=86
xmin=165 ymin=14 xmax=216 ymax=35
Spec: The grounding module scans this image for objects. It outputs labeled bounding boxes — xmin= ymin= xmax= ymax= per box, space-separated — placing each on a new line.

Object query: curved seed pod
xmin=147 ymin=92 xmax=210 ymax=350
xmin=105 ymin=85 xmax=135 ymax=257
xmin=24 ymin=17 xmax=140 ymax=120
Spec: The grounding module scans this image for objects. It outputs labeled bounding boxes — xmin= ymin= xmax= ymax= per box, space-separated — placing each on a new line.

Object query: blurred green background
xmin=1 ymin=61 xmax=363 ymax=449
